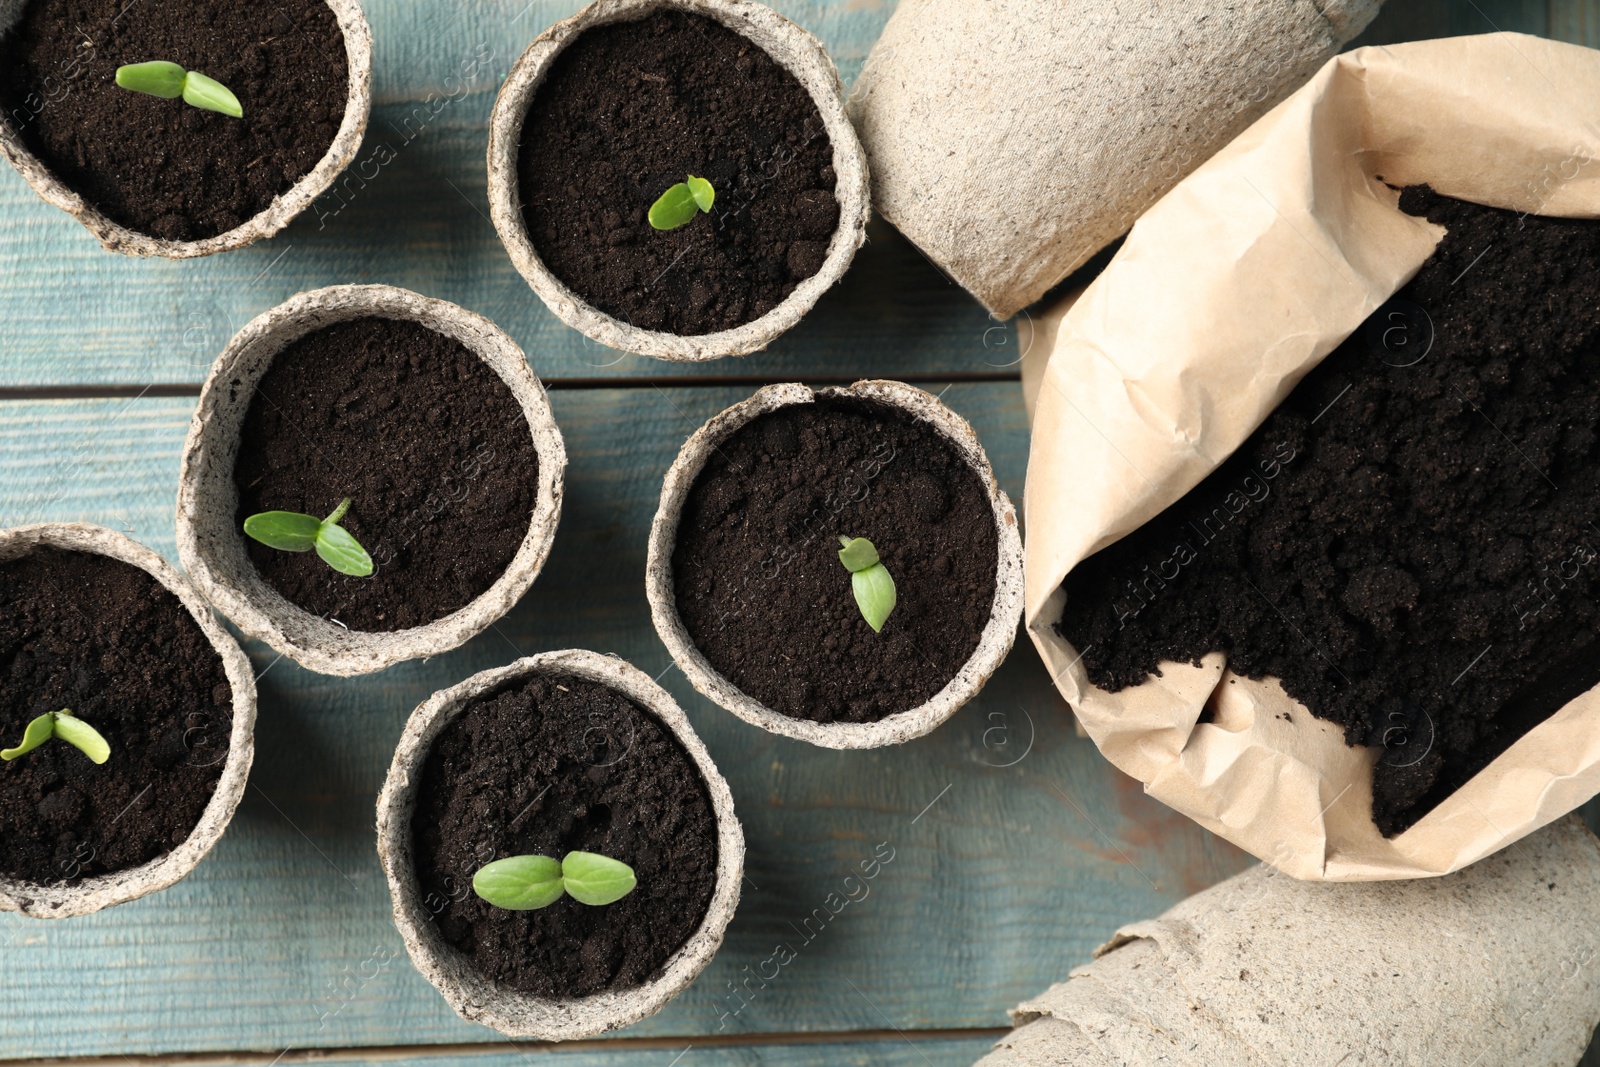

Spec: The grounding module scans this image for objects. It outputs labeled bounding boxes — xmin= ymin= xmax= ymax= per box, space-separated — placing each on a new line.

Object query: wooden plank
xmin=0 ymin=387 xmax=1253 ymax=1059
xmin=1551 ymin=0 xmax=1600 ymax=47
xmin=1348 ymin=0 xmax=1548 ymax=46
xmin=0 ymin=0 xmax=1007 ymax=389
xmin=3 ymin=0 xmax=1585 ymax=389
xmin=3 ymin=1034 xmax=1002 ymax=1067
xmin=310 ymin=1036 xmax=1002 ymax=1066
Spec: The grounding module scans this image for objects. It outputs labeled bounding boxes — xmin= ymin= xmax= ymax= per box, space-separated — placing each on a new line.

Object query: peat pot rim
xmin=375 ymin=648 xmax=745 ymax=1040
xmin=486 ymin=0 xmax=871 ymax=362
xmin=0 ymin=523 xmax=257 ymax=919
xmin=646 ymin=380 xmax=1026 ymax=748
xmin=176 ymin=283 xmax=568 ymax=677
xmin=0 ymin=0 xmax=372 ymax=258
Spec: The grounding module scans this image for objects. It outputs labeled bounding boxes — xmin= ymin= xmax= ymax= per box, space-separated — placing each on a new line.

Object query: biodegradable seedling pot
xmin=0 ymin=0 xmax=372 ymax=257
xmin=980 ymin=816 xmax=1600 ymax=1066
xmin=647 ymin=381 xmax=1026 ymax=748
xmin=0 ymin=523 xmax=256 ymax=919
xmin=487 ymin=0 xmax=870 ymax=361
xmin=846 ymin=0 xmax=1378 ymax=318
xmin=376 ymin=648 xmax=744 ymax=1039
xmin=177 ymin=284 xmax=566 ymax=677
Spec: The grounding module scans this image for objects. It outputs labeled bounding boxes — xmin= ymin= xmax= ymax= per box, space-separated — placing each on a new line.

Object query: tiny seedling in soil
xmin=648 ymin=175 xmax=715 ymax=230
xmin=1 ymin=710 xmax=110 ymax=765
xmin=244 ymin=497 xmax=374 ymax=577
xmin=472 ymin=850 xmax=637 ymax=910
xmin=115 ymin=61 xmax=243 ymax=118
xmin=839 ymin=536 xmax=897 ymax=632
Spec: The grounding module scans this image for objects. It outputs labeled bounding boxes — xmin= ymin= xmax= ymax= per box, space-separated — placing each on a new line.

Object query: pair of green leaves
xmin=838 ymin=536 xmax=897 ymax=633
xmin=243 ymin=498 xmax=375 ymax=578
xmin=472 ymin=851 xmax=637 ymax=911
xmin=648 ymin=175 xmax=715 ymax=231
xmin=1 ymin=710 xmax=110 ymax=765
xmin=116 ymin=61 xmax=243 ymax=118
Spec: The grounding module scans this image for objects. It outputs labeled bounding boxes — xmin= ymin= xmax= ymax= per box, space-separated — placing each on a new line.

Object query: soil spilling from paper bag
xmin=410 ymin=670 xmax=719 ymax=996
xmin=516 ymin=10 xmax=839 ymax=335
xmin=1057 ymin=187 xmax=1600 ymax=836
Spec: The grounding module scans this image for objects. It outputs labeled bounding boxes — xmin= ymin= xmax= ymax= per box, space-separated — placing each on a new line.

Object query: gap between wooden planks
xmin=2 ymin=1027 xmax=1010 ymax=1066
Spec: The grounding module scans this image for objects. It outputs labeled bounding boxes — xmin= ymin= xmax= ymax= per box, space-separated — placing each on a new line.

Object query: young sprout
xmin=1 ymin=710 xmax=110 ymax=765
xmin=648 ymin=175 xmax=715 ymax=230
xmin=838 ymin=536 xmax=897 ymax=633
xmin=243 ymin=497 xmax=374 ymax=577
xmin=472 ymin=850 xmax=637 ymax=911
xmin=115 ymin=61 xmax=243 ymax=118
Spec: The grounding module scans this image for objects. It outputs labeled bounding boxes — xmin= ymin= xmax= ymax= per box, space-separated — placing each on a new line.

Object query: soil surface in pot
xmin=234 ymin=317 xmax=539 ymax=633
xmin=411 ymin=671 xmax=719 ymax=997
xmin=673 ymin=395 xmax=998 ymax=724
xmin=0 ymin=0 xmax=348 ymax=242
xmin=1056 ymin=186 xmax=1600 ymax=837
xmin=0 ymin=547 xmax=234 ymax=884
xmin=518 ymin=10 xmax=839 ymax=336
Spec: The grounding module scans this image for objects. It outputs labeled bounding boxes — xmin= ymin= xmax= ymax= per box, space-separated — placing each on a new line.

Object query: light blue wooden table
xmin=1 ymin=2 xmax=1596 ymax=1064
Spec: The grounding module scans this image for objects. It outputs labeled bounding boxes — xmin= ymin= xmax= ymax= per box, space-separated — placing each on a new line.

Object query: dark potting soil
xmin=672 ymin=396 xmax=1000 ymax=724
xmin=517 ymin=10 xmax=839 ymax=336
xmin=1056 ymin=186 xmax=1600 ymax=837
xmin=233 ymin=317 xmax=539 ymax=633
xmin=0 ymin=0 xmax=348 ymax=242
xmin=0 ymin=547 xmax=233 ymax=885
xmin=411 ymin=671 xmax=719 ymax=997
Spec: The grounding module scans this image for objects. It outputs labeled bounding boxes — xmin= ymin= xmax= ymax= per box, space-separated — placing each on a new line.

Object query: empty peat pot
xmin=487 ymin=0 xmax=870 ymax=361
xmin=648 ymin=381 xmax=1025 ymax=747
xmin=376 ymin=648 xmax=744 ymax=1039
xmin=0 ymin=0 xmax=371 ymax=256
xmin=177 ymin=284 xmax=566 ymax=676
xmin=0 ymin=524 xmax=256 ymax=919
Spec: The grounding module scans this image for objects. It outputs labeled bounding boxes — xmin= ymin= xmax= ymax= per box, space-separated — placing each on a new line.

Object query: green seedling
xmin=838 ymin=536 xmax=897 ymax=633
xmin=472 ymin=850 xmax=637 ymax=910
xmin=1 ymin=710 xmax=110 ymax=764
xmin=243 ymin=497 xmax=374 ymax=577
xmin=115 ymin=61 xmax=243 ymax=118
xmin=648 ymin=175 xmax=715 ymax=230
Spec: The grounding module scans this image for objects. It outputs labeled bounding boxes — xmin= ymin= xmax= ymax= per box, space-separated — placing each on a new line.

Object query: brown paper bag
xmin=845 ymin=0 xmax=1382 ymax=319
xmin=1026 ymin=34 xmax=1600 ymax=880
xmin=976 ymin=815 xmax=1600 ymax=1066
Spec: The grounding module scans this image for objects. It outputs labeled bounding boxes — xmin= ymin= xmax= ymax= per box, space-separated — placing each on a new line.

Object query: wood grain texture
xmin=0 ymin=388 xmax=1251 ymax=1058
xmin=1349 ymin=0 xmax=1547 ymax=45
xmin=1552 ymin=0 xmax=1600 ymax=45
xmin=40 ymin=1035 xmax=1005 ymax=1067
